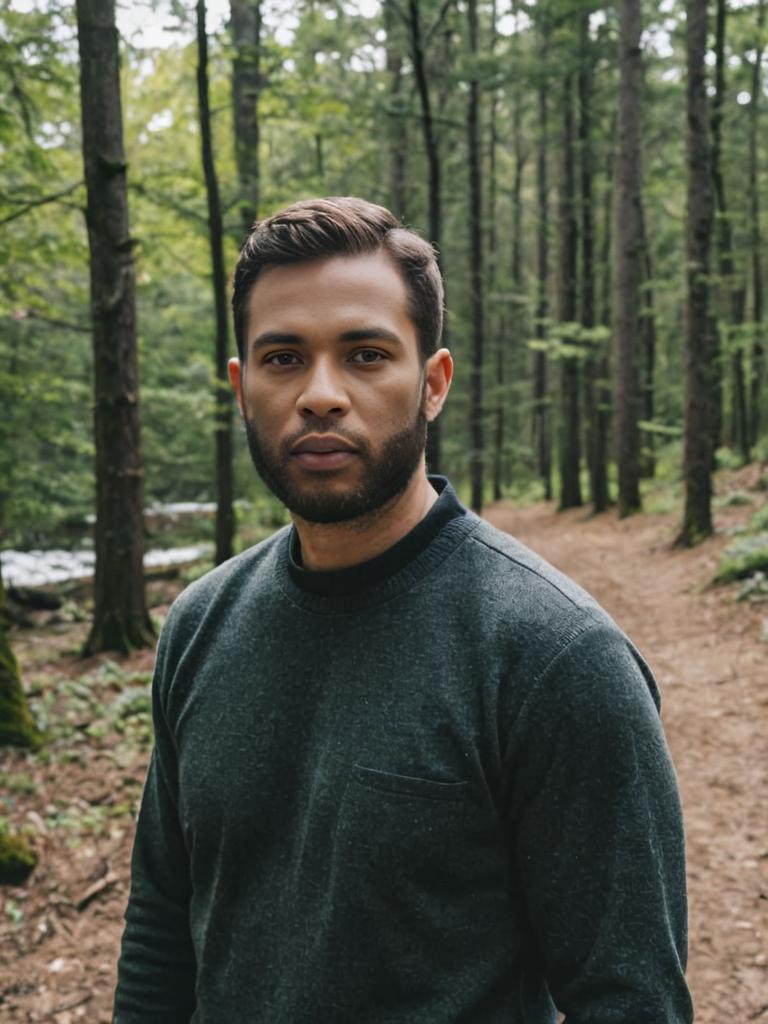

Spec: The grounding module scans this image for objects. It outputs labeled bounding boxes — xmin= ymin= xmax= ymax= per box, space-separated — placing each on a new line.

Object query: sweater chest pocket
xmin=335 ymin=764 xmax=468 ymax=892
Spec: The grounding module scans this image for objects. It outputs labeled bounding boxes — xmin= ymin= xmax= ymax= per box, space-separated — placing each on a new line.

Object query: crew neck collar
xmin=278 ymin=475 xmax=474 ymax=608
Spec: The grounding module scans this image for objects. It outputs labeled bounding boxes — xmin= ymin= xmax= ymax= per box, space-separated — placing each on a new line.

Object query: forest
xmin=0 ymin=0 xmax=767 ymax=1020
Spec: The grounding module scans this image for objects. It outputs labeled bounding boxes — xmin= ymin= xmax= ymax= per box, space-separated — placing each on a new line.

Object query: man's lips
xmin=290 ymin=435 xmax=358 ymax=454
xmin=290 ymin=435 xmax=359 ymax=470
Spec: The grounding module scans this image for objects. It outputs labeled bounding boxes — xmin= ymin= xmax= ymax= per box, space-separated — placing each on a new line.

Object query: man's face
xmin=229 ymin=252 xmax=432 ymax=524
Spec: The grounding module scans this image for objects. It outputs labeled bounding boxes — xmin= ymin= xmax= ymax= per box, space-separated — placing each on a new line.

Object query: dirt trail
xmin=485 ymin=498 xmax=768 ymax=1023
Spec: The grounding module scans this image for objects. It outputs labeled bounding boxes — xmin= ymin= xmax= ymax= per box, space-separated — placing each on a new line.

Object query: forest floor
xmin=1 ymin=468 xmax=767 ymax=1023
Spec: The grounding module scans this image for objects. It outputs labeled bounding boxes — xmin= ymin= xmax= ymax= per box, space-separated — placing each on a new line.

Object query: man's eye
xmin=350 ymin=349 xmax=385 ymax=364
xmin=265 ymin=352 xmax=301 ymax=366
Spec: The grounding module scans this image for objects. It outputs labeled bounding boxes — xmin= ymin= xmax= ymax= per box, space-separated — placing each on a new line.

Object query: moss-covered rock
xmin=0 ymin=573 xmax=42 ymax=749
xmin=0 ymin=828 xmax=37 ymax=885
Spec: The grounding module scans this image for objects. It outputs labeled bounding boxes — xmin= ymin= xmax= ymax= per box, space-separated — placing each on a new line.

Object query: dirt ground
xmin=1 ymin=476 xmax=766 ymax=1022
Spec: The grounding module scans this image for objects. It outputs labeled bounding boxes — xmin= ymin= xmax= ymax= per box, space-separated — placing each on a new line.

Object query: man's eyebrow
xmin=338 ymin=327 xmax=403 ymax=347
xmin=250 ymin=327 xmax=403 ymax=349
xmin=251 ymin=331 xmax=304 ymax=350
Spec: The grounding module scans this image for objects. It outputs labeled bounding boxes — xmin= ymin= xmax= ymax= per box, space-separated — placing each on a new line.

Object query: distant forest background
xmin=0 ymin=0 xmax=766 ymax=650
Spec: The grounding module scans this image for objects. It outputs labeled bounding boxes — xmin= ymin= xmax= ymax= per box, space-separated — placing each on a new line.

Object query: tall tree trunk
xmin=384 ymin=0 xmax=407 ymax=218
xmin=678 ymin=0 xmax=715 ymax=546
xmin=712 ymin=0 xmax=749 ymax=461
xmin=197 ymin=0 xmax=235 ymax=565
xmin=578 ymin=13 xmax=603 ymax=512
xmin=489 ymin=0 xmax=503 ymax=502
xmin=467 ymin=0 xmax=484 ymax=511
xmin=533 ymin=49 xmax=552 ymax=501
xmin=558 ymin=78 xmax=582 ymax=510
xmin=613 ymin=0 xmax=643 ymax=516
xmin=593 ymin=130 xmax=615 ymax=512
xmin=230 ymin=0 xmax=262 ymax=238
xmin=748 ymin=0 xmax=765 ymax=448
xmin=76 ymin=0 xmax=154 ymax=654
xmin=407 ymin=0 xmax=443 ymax=473
xmin=639 ymin=205 xmax=657 ymax=477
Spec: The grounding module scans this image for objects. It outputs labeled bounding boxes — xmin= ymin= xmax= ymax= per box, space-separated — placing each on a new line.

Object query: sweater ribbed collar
xmin=277 ymin=476 xmax=477 ymax=611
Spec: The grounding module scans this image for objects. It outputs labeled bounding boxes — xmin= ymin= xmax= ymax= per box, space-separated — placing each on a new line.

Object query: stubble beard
xmin=243 ymin=407 xmax=428 ymax=526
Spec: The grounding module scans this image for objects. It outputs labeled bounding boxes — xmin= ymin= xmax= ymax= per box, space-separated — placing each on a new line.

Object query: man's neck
xmin=292 ymin=470 xmax=439 ymax=572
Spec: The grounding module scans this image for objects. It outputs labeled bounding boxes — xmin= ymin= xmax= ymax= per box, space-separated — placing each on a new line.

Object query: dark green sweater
xmin=114 ymin=478 xmax=693 ymax=1023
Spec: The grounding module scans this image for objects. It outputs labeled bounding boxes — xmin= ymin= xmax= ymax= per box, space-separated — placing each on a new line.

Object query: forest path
xmin=485 ymin=497 xmax=768 ymax=1023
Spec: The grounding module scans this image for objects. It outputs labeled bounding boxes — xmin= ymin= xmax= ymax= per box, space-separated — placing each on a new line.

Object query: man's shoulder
xmin=164 ymin=525 xmax=289 ymax=632
xmin=457 ymin=516 xmax=603 ymax=619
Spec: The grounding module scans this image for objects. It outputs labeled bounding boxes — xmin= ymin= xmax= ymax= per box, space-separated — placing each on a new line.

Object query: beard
xmin=243 ymin=408 xmax=428 ymax=525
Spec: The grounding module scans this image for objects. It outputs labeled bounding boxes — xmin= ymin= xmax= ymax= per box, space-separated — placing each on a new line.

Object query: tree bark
xmin=639 ymin=203 xmax=657 ymax=478
xmin=533 ymin=47 xmax=552 ymax=501
xmin=558 ymin=77 xmax=582 ymax=510
xmin=197 ymin=0 xmax=235 ymax=565
xmin=407 ymin=0 xmax=444 ymax=473
xmin=230 ymin=0 xmax=262 ymax=238
xmin=712 ymin=0 xmax=749 ymax=461
xmin=613 ymin=0 xmax=643 ymax=517
xmin=578 ymin=13 xmax=605 ymax=513
xmin=467 ymin=0 xmax=484 ymax=511
xmin=678 ymin=0 xmax=715 ymax=546
xmin=383 ymin=0 xmax=408 ymax=219
xmin=748 ymin=0 xmax=765 ymax=448
xmin=75 ymin=0 xmax=154 ymax=654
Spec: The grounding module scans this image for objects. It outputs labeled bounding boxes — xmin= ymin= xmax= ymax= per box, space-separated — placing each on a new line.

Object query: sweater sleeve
xmin=507 ymin=621 xmax=693 ymax=1024
xmin=113 ymin=618 xmax=197 ymax=1023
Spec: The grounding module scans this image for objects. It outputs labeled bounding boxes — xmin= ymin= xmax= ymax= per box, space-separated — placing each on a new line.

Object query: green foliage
xmin=748 ymin=503 xmax=768 ymax=532
xmin=714 ymin=490 xmax=754 ymax=509
xmin=715 ymin=533 xmax=768 ymax=583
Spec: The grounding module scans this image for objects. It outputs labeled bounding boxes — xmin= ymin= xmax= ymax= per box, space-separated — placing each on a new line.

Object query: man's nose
xmin=296 ymin=358 xmax=351 ymax=419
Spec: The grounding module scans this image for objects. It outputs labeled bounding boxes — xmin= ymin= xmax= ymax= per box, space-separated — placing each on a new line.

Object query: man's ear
xmin=422 ymin=348 xmax=453 ymax=423
xmin=228 ymin=357 xmax=245 ymax=417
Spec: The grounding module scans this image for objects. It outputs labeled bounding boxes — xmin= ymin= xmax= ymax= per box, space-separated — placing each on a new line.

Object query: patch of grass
xmin=715 ymin=532 xmax=768 ymax=582
xmin=748 ymin=502 xmax=768 ymax=532
xmin=714 ymin=490 xmax=754 ymax=508
xmin=0 ymin=771 xmax=38 ymax=795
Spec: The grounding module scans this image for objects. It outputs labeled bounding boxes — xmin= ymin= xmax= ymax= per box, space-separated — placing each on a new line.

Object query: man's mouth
xmin=290 ymin=435 xmax=359 ymax=471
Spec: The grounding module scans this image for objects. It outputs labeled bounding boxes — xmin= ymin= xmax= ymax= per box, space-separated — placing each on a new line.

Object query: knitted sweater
xmin=114 ymin=478 xmax=693 ymax=1023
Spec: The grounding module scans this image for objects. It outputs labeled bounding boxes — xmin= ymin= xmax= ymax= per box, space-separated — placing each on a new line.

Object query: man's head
xmin=232 ymin=196 xmax=444 ymax=365
xmin=229 ymin=197 xmax=452 ymax=526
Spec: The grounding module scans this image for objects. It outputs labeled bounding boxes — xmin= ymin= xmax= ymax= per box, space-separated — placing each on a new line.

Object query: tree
xmin=230 ymin=0 xmax=262 ymax=238
xmin=613 ymin=0 xmax=644 ymax=516
xmin=405 ymin=0 xmax=447 ymax=473
xmin=678 ymin=0 xmax=715 ymax=545
xmin=557 ymin=75 xmax=582 ymax=510
xmin=747 ymin=0 xmax=765 ymax=447
xmin=711 ymin=0 xmax=749 ymax=461
xmin=533 ymin=28 xmax=552 ymax=502
xmin=197 ymin=0 xmax=235 ymax=565
xmin=75 ymin=0 xmax=154 ymax=654
xmin=467 ymin=0 xmax=485 ymax=512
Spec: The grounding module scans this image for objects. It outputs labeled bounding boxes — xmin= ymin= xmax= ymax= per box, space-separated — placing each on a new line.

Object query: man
xmin=114 ymin=197 xmax=693 ymax=1023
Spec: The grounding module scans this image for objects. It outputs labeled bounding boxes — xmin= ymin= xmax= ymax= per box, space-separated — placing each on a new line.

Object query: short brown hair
xmin=231 ymin=196 xmax=444 ymax=363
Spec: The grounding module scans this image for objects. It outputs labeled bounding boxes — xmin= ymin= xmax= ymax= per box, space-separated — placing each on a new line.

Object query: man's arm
xmin=507 ymin=621 xmax=694 ymax=1023
xmin=113 ymin=624 xmax=196 ymax=1023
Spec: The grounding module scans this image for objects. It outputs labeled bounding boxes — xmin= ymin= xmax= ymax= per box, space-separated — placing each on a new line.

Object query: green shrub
xmin=715 ymin=532 xmax=768 ymax=582
xmin=749 ymin=503 xmax=768 ymax=532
